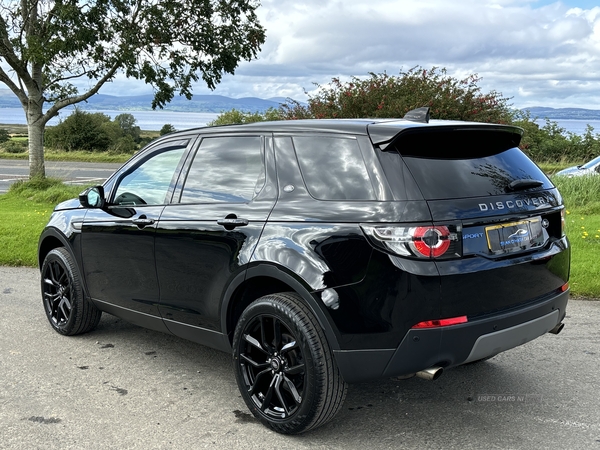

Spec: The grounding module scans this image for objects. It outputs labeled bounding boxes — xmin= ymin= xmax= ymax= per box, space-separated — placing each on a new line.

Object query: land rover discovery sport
xmin=38 ymin=109 xmax=570 ymax=434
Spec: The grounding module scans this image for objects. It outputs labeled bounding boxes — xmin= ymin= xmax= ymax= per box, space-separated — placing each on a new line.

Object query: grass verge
xmin=0 ymin=148 xmax=133 ymax=163
xmin=564 ymin=213 xmax=600 ymax=298
xmin=0 ymin=178 xmax=83 ymax=266
xmin=552 ymin=176 xmax=600 ymax=298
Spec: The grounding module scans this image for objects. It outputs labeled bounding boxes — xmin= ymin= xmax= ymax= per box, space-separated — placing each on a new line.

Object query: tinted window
xmin=293 ymin=136 xmax=375 ymax=200
xmin=401 ymin=147 xmax=553 ymax=199
xmin=180 ymin=136 xmax=264 ymax=203
xmin=114 ymin=145 xmax=187 ymax=205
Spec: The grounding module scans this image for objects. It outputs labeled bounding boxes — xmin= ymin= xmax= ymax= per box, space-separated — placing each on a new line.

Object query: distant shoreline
xmin=0 ymin=108 xmax=220 ymax=132
xmin=2 ymin=108 xmax=600 ymax=134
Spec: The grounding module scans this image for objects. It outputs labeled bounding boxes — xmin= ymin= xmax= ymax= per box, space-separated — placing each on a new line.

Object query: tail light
xmin=560 ymin=208 xmax=566 ymax=237
xmin=361 ymin=224 xmax=462 ymax=259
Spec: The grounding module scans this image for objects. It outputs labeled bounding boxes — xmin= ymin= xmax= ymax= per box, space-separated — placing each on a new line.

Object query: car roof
xmin=171 ymin=118 xmax=523 ymax=146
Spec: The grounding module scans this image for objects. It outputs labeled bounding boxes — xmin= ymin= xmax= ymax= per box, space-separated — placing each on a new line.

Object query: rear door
xmin=154 ymin=134 xmax=277 ymax=342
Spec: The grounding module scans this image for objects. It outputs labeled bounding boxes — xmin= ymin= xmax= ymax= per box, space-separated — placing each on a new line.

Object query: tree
xmin=0 ymin=0 xmax=265 ymax=178
xmin=159 ymin=123 xmax=176 ymax=135
xmin=280 ymin=67 xmax=513 ymax=124
xmin=114 ymin=113 xmax=140 ymax=142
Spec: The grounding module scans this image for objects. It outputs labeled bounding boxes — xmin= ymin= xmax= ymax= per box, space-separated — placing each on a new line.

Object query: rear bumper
xmin=333 ymin=289 xmax=568 ymax=383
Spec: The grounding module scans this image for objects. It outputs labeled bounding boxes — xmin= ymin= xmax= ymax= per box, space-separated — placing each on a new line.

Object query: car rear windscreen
xmin=388 ymin=129 xmax=553 ymax=200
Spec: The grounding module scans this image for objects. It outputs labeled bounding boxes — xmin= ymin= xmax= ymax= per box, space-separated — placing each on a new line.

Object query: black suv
xmin=38 ymin=110 xmax=570 ymax=434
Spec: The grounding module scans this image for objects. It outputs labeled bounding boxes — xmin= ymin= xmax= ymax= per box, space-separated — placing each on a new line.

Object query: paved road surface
xmin=0 ymin=160 xmax=122 ymax=193
xmin=1 ymin=266 xmax=599 ymax=449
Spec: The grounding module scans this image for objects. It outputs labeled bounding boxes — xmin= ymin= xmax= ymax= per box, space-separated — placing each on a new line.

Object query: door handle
xmin=217 ymin=218 xmax=249 ymax=229
xmin=132 ymin=216 xmax=155 ymax=227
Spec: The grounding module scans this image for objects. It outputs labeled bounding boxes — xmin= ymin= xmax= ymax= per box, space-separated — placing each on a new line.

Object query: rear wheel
xmin=232 ymin=293 xmax=347 ymax=434
xmin=41 ymin=247 xmax=102 ymax=335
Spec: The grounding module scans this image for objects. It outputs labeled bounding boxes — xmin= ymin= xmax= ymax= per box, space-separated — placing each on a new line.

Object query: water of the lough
xmin=1 ymin=107 xmax=600 ymax=135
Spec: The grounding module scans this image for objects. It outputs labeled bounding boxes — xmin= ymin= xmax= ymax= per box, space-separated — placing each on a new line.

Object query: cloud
xmin=189 ymin=0 xmax=600 ymax=109
xmin=5 ymin=0 xmax=598 ymax=109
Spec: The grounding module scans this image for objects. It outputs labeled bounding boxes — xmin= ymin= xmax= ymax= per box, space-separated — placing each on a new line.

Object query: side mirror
xmin=79 ymin=186 xmax=105 ymax=208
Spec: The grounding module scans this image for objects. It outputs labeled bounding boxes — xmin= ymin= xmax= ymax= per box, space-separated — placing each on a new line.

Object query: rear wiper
xmin=506 ymin=179 xmax=544 ymax=192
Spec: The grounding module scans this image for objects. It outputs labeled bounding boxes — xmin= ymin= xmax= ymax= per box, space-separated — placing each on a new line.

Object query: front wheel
xmin=232 ymin=293 xmax=347 ymax=434
xmin=41 ymin=247 xmax=102 ymax=335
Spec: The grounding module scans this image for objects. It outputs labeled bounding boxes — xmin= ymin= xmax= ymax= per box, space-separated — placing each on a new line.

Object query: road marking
xmin=0 ymin=175 xmax=105 ymax=183
xmin=64 ymin=177 xmax=106 ymax=185
xmin=0 ymin=175 xmax=28 ymax=181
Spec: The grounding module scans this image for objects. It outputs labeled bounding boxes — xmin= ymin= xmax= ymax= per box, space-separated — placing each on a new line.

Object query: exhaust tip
xmin=549 ymin=322 xmax=564 ymax=335
xmin=416 ymin=366 xmax=444 ymax=381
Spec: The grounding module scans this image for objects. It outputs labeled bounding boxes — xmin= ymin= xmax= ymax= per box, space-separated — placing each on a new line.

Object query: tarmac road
xmin=0 ymin=160 xmax=122 ymax=193
xmin=1 ymin=266 xmax=599 ymax=449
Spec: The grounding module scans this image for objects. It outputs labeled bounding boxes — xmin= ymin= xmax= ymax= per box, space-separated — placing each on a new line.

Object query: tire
xmin=232 ymin=293 xmax=347 ymax=434
xmin=41 ymin=247 xmax=102 ymax=335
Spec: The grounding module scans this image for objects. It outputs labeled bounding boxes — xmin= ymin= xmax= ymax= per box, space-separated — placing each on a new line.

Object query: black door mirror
xmin=79 ymin=186 xmax=105 ymax=208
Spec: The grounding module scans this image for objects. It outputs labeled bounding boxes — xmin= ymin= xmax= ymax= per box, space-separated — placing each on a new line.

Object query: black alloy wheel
xmin=233 ymin=293 xmax=347 ymax=434
xmin=41 ymin=248 xmax=101 ymax=335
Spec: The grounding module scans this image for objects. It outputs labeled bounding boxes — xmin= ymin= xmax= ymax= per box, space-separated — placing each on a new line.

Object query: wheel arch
xmin=222 ymin=264 xmax=341 ymax=352
xmin=38 ymin=228 xmax=70 ymax=269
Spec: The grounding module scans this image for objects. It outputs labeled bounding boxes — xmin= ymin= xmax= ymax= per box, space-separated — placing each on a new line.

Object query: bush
xmin=514 ymin=111 xmax=600 ymax=163
xmin=45 ymin=109 xmax=113 ymax=151
xmin=160 ymin=124 xmax=176 ymax=135
xmin=280 ymin=67 xmax=513 ymax=123
xmin=208 ymin=107 xmax=281 ymax=126
xmin=2 ymin=139 xmax=28 ymax=154
xmin=110 ymin=135 xmax=138 ymax=154
xmin=138 ymin=136 xmax=154 ymax=147
xmin=0 ymin=128 xmax=9 ymax=144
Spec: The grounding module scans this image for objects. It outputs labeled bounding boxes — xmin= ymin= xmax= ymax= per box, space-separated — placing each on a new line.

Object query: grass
xmin=538 ymin=161 xmax=574 ymax=175
xmin=0 ymin=148 xmax=134 ymax=163
xmin=0 ymin=178 xmax=84 ymax=267
xmin=0 ymin=174 xmax=599 ymax=298
xmin=552 ymin=175 xmax=600 ymax=214
xmin=564 ymin=213 xmax=600 ymax=298
xmin=551 ymin=175 xmax=600 ymax=298
xmin=0 ymin=147 xmax=135 ymax=163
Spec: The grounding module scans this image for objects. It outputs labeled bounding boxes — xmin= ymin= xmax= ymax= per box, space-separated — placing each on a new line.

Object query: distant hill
xmin=522 ymin=107 xmax=600 ymax=120
xmin=0 ymin=89 xmax=289 ymax=113
xmin=1 ymin=89 xmax=599 ymax=119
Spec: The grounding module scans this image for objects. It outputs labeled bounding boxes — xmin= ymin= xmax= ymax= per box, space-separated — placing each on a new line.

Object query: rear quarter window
xmin=292 ymin=136 xmax=376 ymax=201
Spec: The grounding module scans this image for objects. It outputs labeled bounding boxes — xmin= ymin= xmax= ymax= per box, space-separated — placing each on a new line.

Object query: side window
xmin=113 ymin=144 xmax=187 ymax=206
xmin=180 ymin=136 xmax=264 ymax=204
xmin=292 ymin=136 xmax=376 ymax=200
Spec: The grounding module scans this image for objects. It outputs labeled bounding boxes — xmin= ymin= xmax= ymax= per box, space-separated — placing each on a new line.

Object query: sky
xmin=5 ymin=0 xmax=600 ymax=110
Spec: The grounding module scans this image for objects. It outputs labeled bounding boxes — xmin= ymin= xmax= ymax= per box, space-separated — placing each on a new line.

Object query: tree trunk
xmin=26 ymin=104 xmax=46 ymax=179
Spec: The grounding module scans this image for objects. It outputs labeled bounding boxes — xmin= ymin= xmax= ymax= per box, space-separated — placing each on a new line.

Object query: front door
xmin=80 ymin=140 xmax=190 ymax=316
